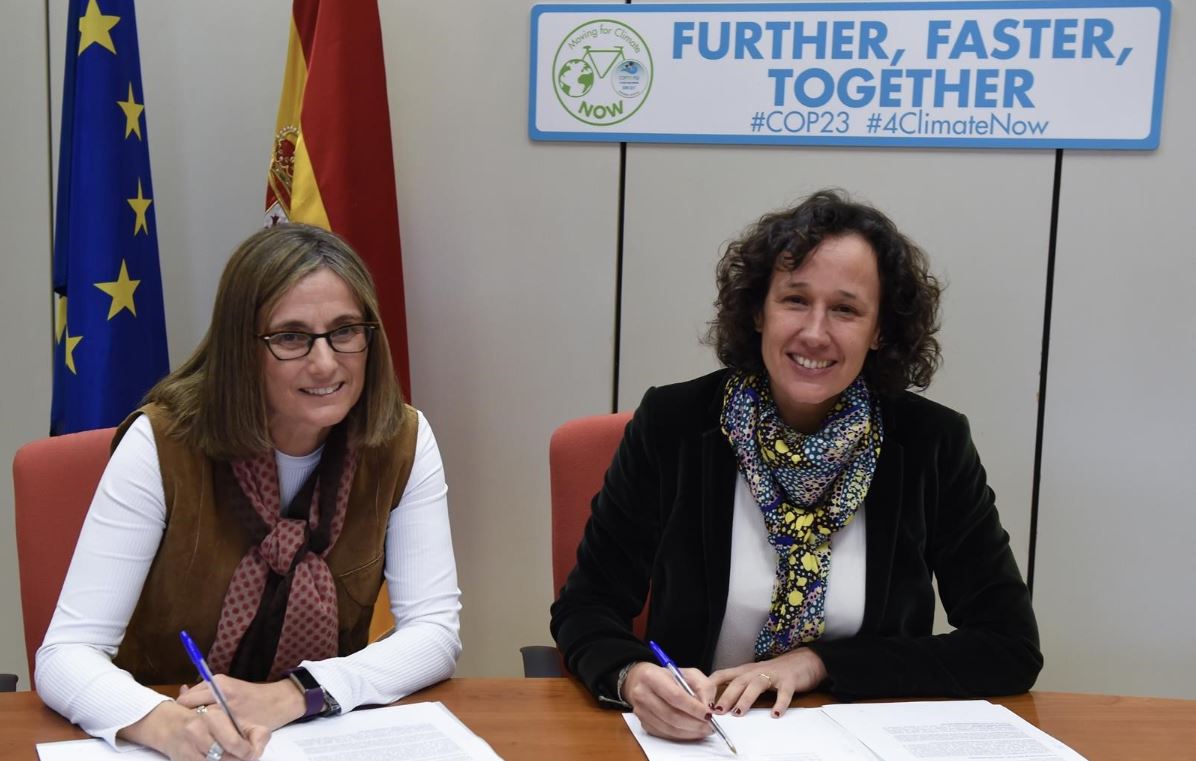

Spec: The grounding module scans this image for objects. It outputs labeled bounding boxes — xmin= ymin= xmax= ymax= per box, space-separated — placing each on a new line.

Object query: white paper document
xmin=821 ymin=701 xmax=1087 ymax=761
xmin=624 ymin=701 xmax=1088 ymax=761
xmin=623 ymin=708 xmax=876 ymax=760
xmin=38 ymin=702 xmax=503 ymax=761
xmin=35 ymin=739 xmax=163 ymax=761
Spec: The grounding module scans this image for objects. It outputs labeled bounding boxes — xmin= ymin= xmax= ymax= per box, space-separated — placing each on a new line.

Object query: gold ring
xmin=759 ymin=673 xmax=773 ymax=685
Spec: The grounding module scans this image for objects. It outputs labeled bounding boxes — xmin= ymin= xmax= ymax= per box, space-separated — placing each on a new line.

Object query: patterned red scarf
xmin=207 ymin=426 xmax=358 ymax=681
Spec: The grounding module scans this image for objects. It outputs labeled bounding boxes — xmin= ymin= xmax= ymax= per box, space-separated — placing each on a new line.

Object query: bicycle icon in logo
xmin=553 ymin=20 xmax=653 ymax=126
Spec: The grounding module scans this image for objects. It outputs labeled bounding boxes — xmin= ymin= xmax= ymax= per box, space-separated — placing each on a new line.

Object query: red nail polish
xmin=705 ymin=712 xmax=713 ymax=720
xmin=733 ymin=708 xmax=742 ymax=716
xmin=772 ymin=710 xmax=780 ymax=718
xmin=715 ymin=705 xmax=723 ymax=712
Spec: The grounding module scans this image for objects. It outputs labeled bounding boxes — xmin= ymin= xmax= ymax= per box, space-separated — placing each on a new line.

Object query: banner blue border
xmin=529 ymin=0 xmax=1171 ymax=150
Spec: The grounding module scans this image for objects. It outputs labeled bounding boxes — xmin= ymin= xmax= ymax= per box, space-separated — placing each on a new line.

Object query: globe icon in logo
xmin=557 ymin=58 xmax=594 ymax=98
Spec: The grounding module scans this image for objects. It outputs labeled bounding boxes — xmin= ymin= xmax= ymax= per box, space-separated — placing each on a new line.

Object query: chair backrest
xmin=12 ymin=427 xmax=115 ymax=678
xmin=549 ymin=412 xmax=647 ymax=636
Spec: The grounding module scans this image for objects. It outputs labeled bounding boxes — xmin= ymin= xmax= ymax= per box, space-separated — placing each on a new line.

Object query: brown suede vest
xmin=110 ymin=402 xmax=418 ymax=684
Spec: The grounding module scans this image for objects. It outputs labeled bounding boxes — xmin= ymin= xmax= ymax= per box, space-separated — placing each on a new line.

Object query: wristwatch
xmin=285 ymin=667 xmax=341 ymax=720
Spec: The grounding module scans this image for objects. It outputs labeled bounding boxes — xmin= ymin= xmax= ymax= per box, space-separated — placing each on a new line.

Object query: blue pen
xmin=179 ymin=630 xmax=247 ymax=738
xmin=648 ymin=640 xmax=737 ymax=755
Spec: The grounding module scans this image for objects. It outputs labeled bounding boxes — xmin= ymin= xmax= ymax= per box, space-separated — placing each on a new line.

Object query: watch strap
xmin=286 ymin=667 xmax=329 ymax=719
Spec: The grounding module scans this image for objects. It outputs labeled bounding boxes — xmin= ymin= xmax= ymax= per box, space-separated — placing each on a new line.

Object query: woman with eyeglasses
xmin=37 ymin=224 xmax=461 ymax=761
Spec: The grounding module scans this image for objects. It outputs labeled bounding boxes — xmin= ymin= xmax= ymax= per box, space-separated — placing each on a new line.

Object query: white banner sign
xmin=529 ymin=1 xmax=1170 ymax=149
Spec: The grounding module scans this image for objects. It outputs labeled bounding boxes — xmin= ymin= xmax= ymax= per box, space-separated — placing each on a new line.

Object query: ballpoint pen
xmin=179 ymin=630 xmax=247 ymax=738
xmin=648 ymin=640 xmax=737 ymax=755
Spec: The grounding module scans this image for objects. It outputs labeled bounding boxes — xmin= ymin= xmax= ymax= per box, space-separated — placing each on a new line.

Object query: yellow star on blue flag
xmin=52 ymin=0 xmax=168 ymax=434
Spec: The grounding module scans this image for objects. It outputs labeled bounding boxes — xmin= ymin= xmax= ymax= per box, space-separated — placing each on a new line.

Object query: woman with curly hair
xmin=551 ymin=190 xmax=1041 ymax=742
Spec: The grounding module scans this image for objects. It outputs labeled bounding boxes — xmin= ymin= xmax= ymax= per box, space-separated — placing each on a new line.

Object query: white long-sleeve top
xmin=711 ymin=473 xmax=866 ymax=670
xmin=36 ymin=411 xmax=462 ymax=746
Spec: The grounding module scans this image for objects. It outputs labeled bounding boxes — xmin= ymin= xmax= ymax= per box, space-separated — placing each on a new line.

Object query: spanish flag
xmin=265 ymin=0 xmax=410 ymax=398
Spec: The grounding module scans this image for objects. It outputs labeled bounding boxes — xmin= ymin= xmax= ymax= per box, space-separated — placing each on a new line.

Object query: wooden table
xmin=4 ymin=678 xmax=1195 ymax=760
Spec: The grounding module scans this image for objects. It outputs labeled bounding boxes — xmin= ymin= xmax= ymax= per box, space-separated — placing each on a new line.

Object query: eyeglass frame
xmin=257 ymin=322 xmax=379 ymax=361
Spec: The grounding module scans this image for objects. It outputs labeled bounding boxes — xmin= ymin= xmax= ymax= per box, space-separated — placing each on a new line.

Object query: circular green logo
xmin=552 ymin=19 xmax=653 ymax=127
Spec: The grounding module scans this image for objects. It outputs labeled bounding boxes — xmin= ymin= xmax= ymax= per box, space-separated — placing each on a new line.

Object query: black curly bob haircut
xmin=706 ymin=189 xmax=942 ymax=396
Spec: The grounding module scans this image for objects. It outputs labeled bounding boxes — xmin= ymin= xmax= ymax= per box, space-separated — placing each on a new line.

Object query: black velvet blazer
xmin=550 ymin=369 xmax=1042 ymax=704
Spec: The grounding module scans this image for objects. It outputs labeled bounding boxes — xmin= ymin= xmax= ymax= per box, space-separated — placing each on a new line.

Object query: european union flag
xmin=52 ymin=0 xmax=169 ymax=434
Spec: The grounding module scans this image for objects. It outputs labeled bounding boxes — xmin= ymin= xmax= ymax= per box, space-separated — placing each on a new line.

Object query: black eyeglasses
xmin=258 ymin=323 xmax=377 ymax=360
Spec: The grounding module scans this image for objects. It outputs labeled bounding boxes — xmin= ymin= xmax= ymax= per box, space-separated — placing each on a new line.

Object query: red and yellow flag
xmin=265 ymin=0 xmax=410 ymax=397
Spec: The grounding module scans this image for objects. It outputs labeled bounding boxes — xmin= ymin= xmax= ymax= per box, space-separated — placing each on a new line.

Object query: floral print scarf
xmin=720 ymin=371 xmax=883 ymax=660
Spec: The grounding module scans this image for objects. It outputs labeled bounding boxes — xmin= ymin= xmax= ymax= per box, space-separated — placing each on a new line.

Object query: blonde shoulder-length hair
xmin=146 ymin=223 xmax=405 ymax=459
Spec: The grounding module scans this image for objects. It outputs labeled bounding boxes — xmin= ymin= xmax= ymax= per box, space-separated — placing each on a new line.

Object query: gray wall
xmin=1032 ymin=5 xmax=1196 ymax=698
xmin=0 ymin=0 xmax=1191 ymax=700
xmin=0 ymin=0 xmax=54 ymax=689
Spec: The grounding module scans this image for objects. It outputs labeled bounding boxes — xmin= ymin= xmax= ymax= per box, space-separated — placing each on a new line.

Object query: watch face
xmin=321 ymin=688 xmax=342 ymax=717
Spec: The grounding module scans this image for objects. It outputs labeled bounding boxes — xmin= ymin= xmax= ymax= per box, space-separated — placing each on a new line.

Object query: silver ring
xmin=194 ymin=704 xmax=208 ymax=715
xmin=205 ymin=741 xmax=224 ymax=761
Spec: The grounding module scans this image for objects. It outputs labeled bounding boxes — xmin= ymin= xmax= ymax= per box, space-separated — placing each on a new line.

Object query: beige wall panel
xmin=0 ymin=1 xmax=53 ymax=689
xmin=47 ymin=0 xmax=293 ymax=362
xmin=618 ymin=148 xmax=1055 ymax=582
xmin=131 ymin=1 xmax=292 ymax=356
xmin=381 ymin=1 xmax=619 ymax=677
xmin=1033 ymin=8 xmax=1193 ymax=699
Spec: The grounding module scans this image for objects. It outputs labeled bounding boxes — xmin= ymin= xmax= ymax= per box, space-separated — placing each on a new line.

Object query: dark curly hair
xmin=706 ymin=189 xmax=942 ymax=396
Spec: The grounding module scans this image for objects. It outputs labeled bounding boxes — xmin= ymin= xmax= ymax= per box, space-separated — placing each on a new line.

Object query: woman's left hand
xmin=177 ymin=675 xmax=307 ymax=731
xmin=709 ymin=648 xmax=828 ymax=719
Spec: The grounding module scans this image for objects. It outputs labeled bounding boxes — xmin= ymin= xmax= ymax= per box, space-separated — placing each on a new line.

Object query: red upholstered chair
xmin=548 ymin=412 xmax=634 ymax=599
xmin=12 ymin=427 xmax=115 ymax=679
xmin=522 ymin=411 xmax=648 ymax=677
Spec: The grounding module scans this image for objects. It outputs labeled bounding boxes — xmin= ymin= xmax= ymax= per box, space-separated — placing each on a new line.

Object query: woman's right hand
xmin=120 ymin=700 xmax=271 ymax=761
xmin=621 ymin=662 xmax=716 ymax=741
